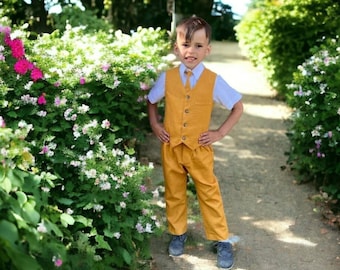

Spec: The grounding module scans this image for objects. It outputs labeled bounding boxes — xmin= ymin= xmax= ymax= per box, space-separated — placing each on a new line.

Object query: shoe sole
xmin=217 ymin=262 xmax=234 ymax=269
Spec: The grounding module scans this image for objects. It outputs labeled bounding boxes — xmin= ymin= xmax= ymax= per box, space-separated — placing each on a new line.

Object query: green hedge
xmin=235 ymin=0 xmax=340 ymax=98
xmin=1 ymin=23 xmax=172 ymax=269
xmin=286 ymin=37 xmax=340 ymax=200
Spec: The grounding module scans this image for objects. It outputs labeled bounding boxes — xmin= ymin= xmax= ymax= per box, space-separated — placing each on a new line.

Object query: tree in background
xmin=1 ymin=0 xmax=237 ymax=40
xmin=0 ymin=0 xmax=52 ymax=34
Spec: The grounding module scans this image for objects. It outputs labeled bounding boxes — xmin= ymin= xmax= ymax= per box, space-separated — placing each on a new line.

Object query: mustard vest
xmin=164 ymin=66 xmax=217 ymax=150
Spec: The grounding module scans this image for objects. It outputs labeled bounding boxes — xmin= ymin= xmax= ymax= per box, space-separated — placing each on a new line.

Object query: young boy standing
xmin=147 ymin=16 xmax=243 ymax=269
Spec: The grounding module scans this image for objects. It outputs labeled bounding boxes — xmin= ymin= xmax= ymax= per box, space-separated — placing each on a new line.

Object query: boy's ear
xmin=206 ymin=44 xmax=212 ymax=56
xmin=173 ymin=42 xmax=179 ymax=55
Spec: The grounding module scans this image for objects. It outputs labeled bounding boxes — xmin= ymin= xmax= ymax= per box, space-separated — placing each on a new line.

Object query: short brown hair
xmin=176 ymin=16 xmax=212 ymax=43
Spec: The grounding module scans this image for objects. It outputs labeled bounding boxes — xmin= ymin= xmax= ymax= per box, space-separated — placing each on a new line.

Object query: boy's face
xmin=174 ymin=27 xmax=211 ymax=70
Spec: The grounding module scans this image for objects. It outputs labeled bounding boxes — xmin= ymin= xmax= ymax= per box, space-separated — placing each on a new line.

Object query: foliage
xmin=235 ymin=0 xmax=340 ymax=98
xmin=286 ymin=36 xmax=340 ymax=212
xmin=0 ymin=23 xmax=171 ymax=269
xmin=24 ymin=24 xmax=171 ymax=144
xmin=0 ymin=124 xmax=67 ymax=270
xmin=50 ymin=6 xmax=112 ymax=33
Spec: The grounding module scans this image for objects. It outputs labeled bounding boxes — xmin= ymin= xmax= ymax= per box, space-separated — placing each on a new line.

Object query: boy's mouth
xmin=185 ymin=56 xmax=196 ymax=61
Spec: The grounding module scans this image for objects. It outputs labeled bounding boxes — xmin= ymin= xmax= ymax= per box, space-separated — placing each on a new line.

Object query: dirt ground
xmin=140 ymin=41 xmax=340 ymax=270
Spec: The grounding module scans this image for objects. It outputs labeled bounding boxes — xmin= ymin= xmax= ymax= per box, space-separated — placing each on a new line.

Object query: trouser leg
xmin=184 ymin=145 xmax=229 ymax=241
xmin=161 ymin=144 xmax=188 ymax=235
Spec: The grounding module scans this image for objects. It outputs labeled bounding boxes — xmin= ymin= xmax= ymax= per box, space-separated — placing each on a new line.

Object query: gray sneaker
xmin=217 ymin=242 xmax=234 ymax=269
xmin=168 ymin=233 xmax=187 ymax=256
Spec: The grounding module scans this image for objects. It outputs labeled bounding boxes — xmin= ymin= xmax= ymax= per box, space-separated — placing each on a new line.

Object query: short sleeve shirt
xmin=148 ymin=63 xmax=242 ymax=110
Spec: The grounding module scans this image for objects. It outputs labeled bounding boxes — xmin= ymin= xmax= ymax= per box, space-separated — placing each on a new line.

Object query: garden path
xmin=141 ymin=41 xmax=340 ymax=270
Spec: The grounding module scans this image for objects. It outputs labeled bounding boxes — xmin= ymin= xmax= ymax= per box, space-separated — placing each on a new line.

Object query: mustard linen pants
xmin=161 ymin=143 xmax=229 ymax=241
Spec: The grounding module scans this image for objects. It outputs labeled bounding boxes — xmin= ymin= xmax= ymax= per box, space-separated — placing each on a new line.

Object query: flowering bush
xmin=0 ymin=122 xmax=68 ymax=269
xmin=0 ymin=23 xmax=171 ymax=269
xmin=286 ymin=37 xmax=340 ymax=202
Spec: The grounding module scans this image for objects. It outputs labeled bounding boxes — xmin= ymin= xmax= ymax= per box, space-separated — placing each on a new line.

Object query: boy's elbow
xmin=233 ymin=100 xmax=243 ymax=114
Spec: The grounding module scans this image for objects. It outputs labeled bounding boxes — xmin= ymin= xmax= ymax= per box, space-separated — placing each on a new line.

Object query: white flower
xmin=93 ymin=204 xmax=104 ymax=212
xmin=99 ymin=182 xmax=111 ymax=191
xmin=101 ymin=119 xmax=110 ymax=129
xmin=24 ymin=81 xmax=34 ymax=90
xmin=85 ymin=169 xmax=97 ymax=178
xmin=37 ymin=110 xmax=47 ymax=117
xmin=37 ymin=221 xmax=47 ymax=233
xmin=78 ymin=104 xmax=90 ymax=114
xmin=86 ymin=150 xmax=94 ymax=159
xmin=152 ymin=188 xmax=159 ymax=198
xmin=113 ymin=232 xmax=121 ymax=239
xmin=145 ymin=223 xmax=153 ymax=233
xmin=41 ymin=187 xmax=50 ymax=192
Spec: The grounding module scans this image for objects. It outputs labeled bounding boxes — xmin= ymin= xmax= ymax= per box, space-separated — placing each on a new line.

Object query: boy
xmin=147 ymin=16 xmax=243 ymax=269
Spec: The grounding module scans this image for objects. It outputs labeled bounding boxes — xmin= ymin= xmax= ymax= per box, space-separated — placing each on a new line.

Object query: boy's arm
xmin=147 ymin=100 xmax=170 ymax=143
xmin=198 ymin=100 xmax=243 ymax=146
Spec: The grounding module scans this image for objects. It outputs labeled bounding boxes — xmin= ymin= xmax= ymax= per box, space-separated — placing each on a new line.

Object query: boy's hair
xmin=176 ymin=16 xmax=211 ymax=43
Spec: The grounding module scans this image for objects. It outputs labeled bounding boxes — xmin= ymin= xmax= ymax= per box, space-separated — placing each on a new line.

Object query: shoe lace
xmin=173 ymin=234 xmax=186 ymax=243
xmin=217 ymin=242 xmax=232 ymax=257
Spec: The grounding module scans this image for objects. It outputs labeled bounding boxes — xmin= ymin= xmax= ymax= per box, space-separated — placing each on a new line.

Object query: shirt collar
xmin=179 ymin=63 xmax=205 ymax=79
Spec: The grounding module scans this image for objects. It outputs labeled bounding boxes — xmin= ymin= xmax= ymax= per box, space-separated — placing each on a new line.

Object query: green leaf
xmin=15 ymin=191 xmax=27 ymax=207
xmin=22 ymin=201 xmax=40 ymax=224
xmin=8 ymin=169 xmax=25 ymax=188
xmin=95 ymin=235 xmax=112 ymax=251
xmin=122 ymin=247 xmax=132 ymax=265
xmin=11 ymin=212 xmax=28 ymax=229
xmin=45 ymin=219 xmax=63 ymax=237
xmin=103 ymin=228 xmax=115 ymax=238
xmin=73 ymin=215 xmax=92 ymax=226
xmin=7 ymin=111 xmax=17 ymax=118
xmin=0 ymin=220 xmax=19 ymax=246
xmin=60 ymin=213 xmax=75 ymax=227
xmin=1 ymin=176 xmax=12 ymax=193
xmin=57 ymin=197 xmax=73 ymax=205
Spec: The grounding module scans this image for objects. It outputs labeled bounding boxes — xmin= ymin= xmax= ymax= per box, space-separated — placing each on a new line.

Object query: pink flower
xmin=37 ymin=93 xmax=46 ymax=105
xmin=54 ymin=81 xmax=61 ymax=87
xmin=0 ymin=26 xmax=11 ymax=35
xmin=80 ymin=77 xmax=86 ymax=85
xmin=54 ymin=259 xmax=63 ymax=267
xmin=4 ymin=34 xmax=12 ymax=46
xmin=52 ymin=256 xmax=63 ymax=267
xmin=140 ymin=82 xmax=150 ymax=90
xmin=0 ymin=116 xmax=6 ymax=128
xmin=101 ymin=63 xmax=110 ymax=72
xmin=10 ymin=38 xmax=25 ymax=59
xmin=30 ymin=67 xmax=43 ymax=81
xmin=14 ymin=59 xmax=32 ymax=75
xmin=39 ymin=145 xmax=49 ymax=154
xmin=54 ymin=96 xmax=61 ymax=106
xmin=140 ymin=185 xmax=147 ymax=193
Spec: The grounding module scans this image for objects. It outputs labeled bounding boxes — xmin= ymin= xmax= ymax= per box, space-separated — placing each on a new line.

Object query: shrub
xmin=286 ymin=37 xmax=340 ymax=204
xmin=0 ymin=123 xmax=67 ymax=269
xmin=50 ymin=6 xmax=112 ymax=34
xmin=235 ymin=0 xmax=340 ymax=97
xmin=0 ymin=23 xmax=170 ymax=269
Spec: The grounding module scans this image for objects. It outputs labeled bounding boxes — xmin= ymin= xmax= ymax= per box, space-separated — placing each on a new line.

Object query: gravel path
xmin=141 ymin=41 xmax=340 ymax=270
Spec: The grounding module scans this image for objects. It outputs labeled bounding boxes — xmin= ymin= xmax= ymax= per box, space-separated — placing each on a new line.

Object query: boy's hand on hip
xmin=199 ymin=130 xmax=223 ymax=146
xmin=151 ymin=123 xmax=170 ymax=143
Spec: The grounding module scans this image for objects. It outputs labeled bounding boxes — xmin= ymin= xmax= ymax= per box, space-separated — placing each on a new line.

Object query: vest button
xmin=186 ymin=95 xmax=190 ymax=99
xmin=182 ymin=136 xmax=186 ymax=140
xmin=184 ymin=109 xmax=189 ymax=113
xmin=183 ymin=123 xmax=187 ymax=127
